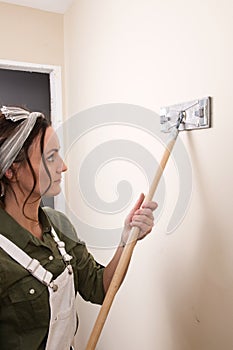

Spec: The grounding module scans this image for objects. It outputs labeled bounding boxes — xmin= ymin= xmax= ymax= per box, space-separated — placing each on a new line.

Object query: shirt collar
xmin=0 ymin=207 xmax=51 ymax=250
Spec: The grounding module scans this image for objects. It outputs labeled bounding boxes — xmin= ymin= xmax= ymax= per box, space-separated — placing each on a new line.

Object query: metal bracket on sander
xmin=160 ymin=96 xmax=211 ymax=133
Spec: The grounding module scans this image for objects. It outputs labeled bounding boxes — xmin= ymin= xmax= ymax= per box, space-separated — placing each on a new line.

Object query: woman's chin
xmin=41 ymin=185 xmax=62 ymax=198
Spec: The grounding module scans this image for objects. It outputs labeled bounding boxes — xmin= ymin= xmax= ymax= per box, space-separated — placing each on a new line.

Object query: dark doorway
xmin=0 ymin=68 xmax=53 ymax=207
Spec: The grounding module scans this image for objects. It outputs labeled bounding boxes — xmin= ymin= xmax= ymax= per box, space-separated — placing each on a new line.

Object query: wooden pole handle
xmin=85 ymin=129 xmax=179 ymax=350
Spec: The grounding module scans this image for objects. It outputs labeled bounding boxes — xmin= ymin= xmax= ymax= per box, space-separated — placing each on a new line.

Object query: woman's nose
xmin=62 ymin=160 xmax=68 ymax=173
xmin=57 ymin=155 xmax=68 ymax=173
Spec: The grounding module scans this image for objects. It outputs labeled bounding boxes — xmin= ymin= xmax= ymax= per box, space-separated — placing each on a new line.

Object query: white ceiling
xmin=1 ymin=0 xmax=74 ymax=13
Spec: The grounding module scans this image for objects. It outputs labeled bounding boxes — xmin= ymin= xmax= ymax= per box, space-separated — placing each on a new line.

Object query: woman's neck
xmin=4 ymin=193 xmax=43 ymax=239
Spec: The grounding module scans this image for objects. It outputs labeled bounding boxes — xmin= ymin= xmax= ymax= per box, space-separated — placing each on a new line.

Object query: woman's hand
xmin=104 ymin=194 xmax=158 ymax=292
xmin=121 ymin=193 xmax=158 ymax=246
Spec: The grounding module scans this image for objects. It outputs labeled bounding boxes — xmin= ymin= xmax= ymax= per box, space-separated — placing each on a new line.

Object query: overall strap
xmin=0 ymin=234 xmax=53 ymax=286
xmin=43 ymin=207 xmax=73 ymax=264
xmin=50 ymin=227 xmax=73 ymax=264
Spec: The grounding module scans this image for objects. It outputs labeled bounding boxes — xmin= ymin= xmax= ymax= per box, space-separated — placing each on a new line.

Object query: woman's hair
xmin=0 ymin=107 xmax=51 ymax=214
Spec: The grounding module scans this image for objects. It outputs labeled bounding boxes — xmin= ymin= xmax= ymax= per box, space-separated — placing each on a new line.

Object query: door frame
xmin=0 ymin=59 xmax=65 ymax=212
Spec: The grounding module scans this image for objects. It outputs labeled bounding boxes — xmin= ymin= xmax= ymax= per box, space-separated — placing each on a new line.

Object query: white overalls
xmin=0 ymin=227 xmax=77 ymax=350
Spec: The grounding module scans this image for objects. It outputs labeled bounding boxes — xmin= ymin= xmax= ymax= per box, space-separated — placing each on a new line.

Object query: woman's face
xmin=15 ymin=126 xmax=67 ymax=199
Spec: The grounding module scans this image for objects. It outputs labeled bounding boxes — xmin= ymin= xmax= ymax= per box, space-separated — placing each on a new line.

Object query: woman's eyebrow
xmin=45 ymin=147 xmax=60 ymax=155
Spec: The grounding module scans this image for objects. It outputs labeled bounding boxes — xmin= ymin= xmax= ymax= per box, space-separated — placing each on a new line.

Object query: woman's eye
xmin=47 ymin=154 xmax=55 ymax=162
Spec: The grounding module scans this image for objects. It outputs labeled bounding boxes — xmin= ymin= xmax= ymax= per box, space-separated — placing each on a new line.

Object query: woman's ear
xmin=5 ymin=164 xmax=19 ymax=182
xmin=5 ymin=168 xmax=13 ymax=180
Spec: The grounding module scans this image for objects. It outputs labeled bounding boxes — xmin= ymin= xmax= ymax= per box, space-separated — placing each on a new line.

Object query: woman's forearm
xmin=103 ymin=240 xmax=131 ymax=293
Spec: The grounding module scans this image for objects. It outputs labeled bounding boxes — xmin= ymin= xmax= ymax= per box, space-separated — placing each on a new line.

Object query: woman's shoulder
xmin=41 ymin=207 xmax=83 ymax=245
xmin=42 ymin=207 xmax=71 ymax=226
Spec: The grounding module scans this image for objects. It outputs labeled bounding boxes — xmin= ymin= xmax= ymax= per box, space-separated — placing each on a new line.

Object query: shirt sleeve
xmin=71 ymin=242 xmax=105 ymax=305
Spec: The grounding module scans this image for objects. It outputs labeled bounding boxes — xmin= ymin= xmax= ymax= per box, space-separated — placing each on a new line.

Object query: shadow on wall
xmin=160 ymin=134 xmax=233 ymax=350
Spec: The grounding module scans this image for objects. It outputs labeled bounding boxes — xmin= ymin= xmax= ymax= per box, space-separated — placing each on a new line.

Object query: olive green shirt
xmin=0 ymin=207 xmax=105 ymax=350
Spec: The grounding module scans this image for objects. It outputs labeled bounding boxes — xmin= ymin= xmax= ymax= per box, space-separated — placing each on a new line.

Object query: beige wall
xmin=64 ymin=1 xmax=233 ymax=350
xmin=0 ymin=2 xmax=64 ymax=65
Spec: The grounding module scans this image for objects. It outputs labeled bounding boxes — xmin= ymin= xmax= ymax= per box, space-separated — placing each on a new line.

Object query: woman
xmin=0 ymin=106 xmax=157 ymax=350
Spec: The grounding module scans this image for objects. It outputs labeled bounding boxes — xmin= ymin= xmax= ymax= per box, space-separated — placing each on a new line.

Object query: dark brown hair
xmin=0 ymin=107 xmax=51 ymax=215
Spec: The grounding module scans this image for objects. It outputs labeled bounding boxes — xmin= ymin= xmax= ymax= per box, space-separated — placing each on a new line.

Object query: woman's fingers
xmin=130 ymin=201 xmax=158 ymax=236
